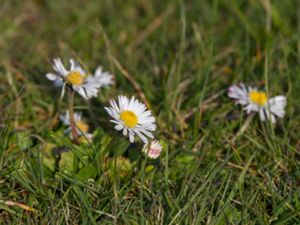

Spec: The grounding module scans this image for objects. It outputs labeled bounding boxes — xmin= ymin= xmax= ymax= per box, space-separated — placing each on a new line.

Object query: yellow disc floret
xmin=120 ymin=110 xmax=138 ymax=128
xmin=66 ymin=71 xmax=84 ymax=85
xmin=76 ymin=121 xmax=89 ymax=133
xmin=249 ymin=91 xmax=267 ymax=106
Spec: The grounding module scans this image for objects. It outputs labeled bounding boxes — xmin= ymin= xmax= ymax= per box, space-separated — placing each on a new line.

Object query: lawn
xmin=1 ymin=0 xmax=300 ymax=224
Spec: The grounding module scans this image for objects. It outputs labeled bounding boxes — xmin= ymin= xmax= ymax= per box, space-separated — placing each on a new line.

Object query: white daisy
xmin=60 ymin=111 xmax=92 ymax=140
xmin=228 ymin=83 xmax=287 ymax=123
xmin=46 ymin=58 xmax=109 ymax=100
xmin=142 ymin=140 xmax=162 ymax=159
xmin=105 ymin=95 xmax=156 ymax=143
xmin=94 ymin=66 xmax=114 ymax=88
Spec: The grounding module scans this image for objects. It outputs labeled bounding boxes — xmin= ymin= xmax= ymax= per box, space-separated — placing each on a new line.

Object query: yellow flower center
xmin=248 ymin=91 xmax=267 ymax=106
xmin=76 ymin=121 xmax=89 ymax=133
xmin=66 ymin=71 xmax=84 ymax=85
xmin=120 ymin=110 xmax=138 ymax=128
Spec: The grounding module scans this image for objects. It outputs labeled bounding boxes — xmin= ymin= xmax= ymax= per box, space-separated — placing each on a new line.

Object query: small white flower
xmin=105 ymin=95 xmax=156 ymax=143
xmin=60 ymin=111 xmax=92 ymax=140
xmin=142 ymin=140 xmax=162 ymax=159
xmin=46 ymin=58 xmax=112 ymax=100
xmin=94 ymin=66 xmax=114 ymax=88
xmin=228 ymin=83 xmax=287 ymax=123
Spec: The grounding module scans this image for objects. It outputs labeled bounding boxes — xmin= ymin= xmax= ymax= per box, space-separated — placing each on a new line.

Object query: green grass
xmin=1 ymin=0 xmax=300 ymax=224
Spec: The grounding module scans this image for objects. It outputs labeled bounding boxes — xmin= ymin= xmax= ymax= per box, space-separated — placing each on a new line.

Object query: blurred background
xmin=1 ymin=0 xmax=299 ymax=128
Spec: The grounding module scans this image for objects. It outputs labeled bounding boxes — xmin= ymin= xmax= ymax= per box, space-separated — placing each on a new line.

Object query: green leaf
xmin=77 ymin=164 xmax=97 ymax=180
xmin=59 ymin=151 xmax=75 ymax=172
xmin=41 ymin=143 xmax=56 ymax=172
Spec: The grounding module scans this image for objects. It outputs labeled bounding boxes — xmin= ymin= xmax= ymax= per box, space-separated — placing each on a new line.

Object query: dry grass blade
xmin=112 ymin=57 xmax=150 ymax=108
xmin=0 ymin=200 xmax=36 ymax=212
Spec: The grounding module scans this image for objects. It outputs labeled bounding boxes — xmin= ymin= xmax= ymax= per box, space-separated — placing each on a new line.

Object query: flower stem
xmin=68 ymin=87 xmax=79 ymax=144
xmin=231 ymin=113 xmax=254 ymax=143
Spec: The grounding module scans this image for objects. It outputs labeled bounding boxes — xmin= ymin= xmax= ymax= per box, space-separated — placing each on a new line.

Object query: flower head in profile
xmin=142 ymin=140 xmax=162 ymax=159
xmin=46 ymin=58 xmax=113 ymax=99
xmin=94 ymin=66 xmax=114 ymax=88
xmin=228 ymin=83 xmax=286 ymax=123
xmin=105 ymin=95 xmax=156 ymax=143
xmin=60 ymin=111 xmax=92 ymax=140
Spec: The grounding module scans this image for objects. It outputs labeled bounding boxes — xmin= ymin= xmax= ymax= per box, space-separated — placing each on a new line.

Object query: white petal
xmin=129 ymin=133 xmax=135 ymax=143
xmin=259 ymin=109 xmax=266 ymax=121
xmin=114 ymin=124 xmax=123 ymax=131
xmin=53 ymin=58 xmax=68 ymax=76
xmin=46 ymin=73 xmax=60 ymax=81
xmin=136 ymin=131 xmax=148 ymax=144
xmin=74 ymin=86 xmax=88 ymax=100
xmin=228 ymin=83 xmax=249 ymax=105
xmin=54 ymin=79 xmax=64 ymax=87
xmin=268 ymin=96 xmax=287 ymax=118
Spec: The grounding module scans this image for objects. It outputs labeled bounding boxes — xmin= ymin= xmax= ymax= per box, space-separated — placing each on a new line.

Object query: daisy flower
xmin=228 ymin=83 xmax=287 ymax=123
xmin=46 ymin=58 xmax=113 ymax=99
xmin=105 ymin=95 xmax=156 ymax=143
xmin=94 ymin=66 xmax=114 ymax=88
xmin=142 ymin=140 xmax=162 ymax=159
xmin=60 ymin=111 xmax=92 ymax=140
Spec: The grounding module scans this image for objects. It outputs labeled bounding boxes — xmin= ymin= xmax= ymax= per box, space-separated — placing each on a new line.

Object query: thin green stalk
xmin=111 ymin=134 xmax=121 ymax=225
xmin=112 ymin=154 xmax=118 ymax=225
xmin=68 ymin=88 xmax=79 ymax=144
xmin=140 ymin=154 xmax=148 ymax=224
